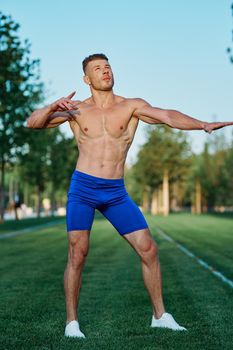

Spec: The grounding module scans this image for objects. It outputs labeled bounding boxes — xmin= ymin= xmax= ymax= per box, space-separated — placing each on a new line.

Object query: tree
xmin=18 ymin=130 xmax=51 ymax=217
xmin=18 ymin=126 xmax=79 ymax=217
xmin=47 ymin=131 xmax=79 ymax=215
xmin=213 ymin=134 xmax=233 ymax=207
xmin=133 ymin=125 xmax=191 ymax=215
xmin=0 ymin=12 xmax=44 ymax=221
xmin=185 ymin=132 xmax=232 ymax=212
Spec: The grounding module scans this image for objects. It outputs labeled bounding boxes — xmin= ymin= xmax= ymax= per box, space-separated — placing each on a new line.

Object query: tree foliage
xmin=0 ymin=12 xmax=44 ymax=220
xmin=133 ymin=125 xmax=191 ymax=195
xmin=18 ymin=128 xmax=78 ymax=216
xmin=185 ymin=132 xmax=233 ymax=210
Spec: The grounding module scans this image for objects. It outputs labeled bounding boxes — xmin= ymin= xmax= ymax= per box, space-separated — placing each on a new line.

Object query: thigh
xmin=66 ymin=197 xmax=95 ymax=233
xmin=99 ymin=193 xmax=149 ymax=236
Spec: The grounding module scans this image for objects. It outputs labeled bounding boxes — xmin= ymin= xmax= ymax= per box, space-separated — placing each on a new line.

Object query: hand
xmin=50 ymin=91 xmax=77 ymax=112
xmin=204 ymin=121 xmax=233 ymax=134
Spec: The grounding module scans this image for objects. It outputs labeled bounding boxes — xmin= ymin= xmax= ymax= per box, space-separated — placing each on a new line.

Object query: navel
xmin=84 ymin=127 xmax=88 ymax=132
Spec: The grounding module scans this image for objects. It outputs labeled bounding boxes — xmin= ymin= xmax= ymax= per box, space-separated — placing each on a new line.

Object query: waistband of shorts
xmin=71 ymin=169 xmax=125 ymax=186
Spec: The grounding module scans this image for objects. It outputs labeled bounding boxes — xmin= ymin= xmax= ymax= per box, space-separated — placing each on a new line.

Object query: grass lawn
xmin=146 ymin=213 xmax=233 ymax=280
xmin=0 ymin=213 xmax=233 ymax=349
xmin=0 ymin=216 xmax=66 ymax=235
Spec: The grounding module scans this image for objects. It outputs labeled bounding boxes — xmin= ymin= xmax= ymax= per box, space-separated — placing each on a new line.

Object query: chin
xmin=102 ymin=86 xmax=113 ymax=91
xmin=100 ymin=82 xmax=114 ymax=91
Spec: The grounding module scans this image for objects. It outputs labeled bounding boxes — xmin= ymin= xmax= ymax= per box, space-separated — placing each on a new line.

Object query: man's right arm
xmin=26 ymin=106 xmax=71 ymax=129
xmin=26 ymin=91 xmax=77 ymax=129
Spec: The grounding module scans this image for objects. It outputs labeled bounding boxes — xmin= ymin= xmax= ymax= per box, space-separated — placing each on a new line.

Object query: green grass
xmin=0 ymin=216 xmax=66 ymax=234
xmin=146 ymin=213 xmax=233 ymax=280
xmin=0 ymin=213 xmax=233 ymax=349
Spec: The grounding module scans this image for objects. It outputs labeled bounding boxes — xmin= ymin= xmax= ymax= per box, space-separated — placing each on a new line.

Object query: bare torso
xmin=69 ymin=95 xmax=139 ymax=179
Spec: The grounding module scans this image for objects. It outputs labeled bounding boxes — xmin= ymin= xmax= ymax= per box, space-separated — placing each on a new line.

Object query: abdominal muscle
xmin=76 ymin=134 xmax=132 ymax=179
xmin=71 ymin=116 xmax=138 ymax=179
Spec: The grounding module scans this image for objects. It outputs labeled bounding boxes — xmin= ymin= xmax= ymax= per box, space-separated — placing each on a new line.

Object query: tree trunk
xmin=14 ymin=206 xmax=19 ymax=220
xmin=23 ymin=183 xmax=29 ymax=206
xmin=37 ymin=186 xmax=42 ymax=218
xmin=195 ymin=179 xmax=202 ymax=214
xmin=158 ymin=185 xmax=163 ymax=214
xmin=50 ymin=183 xmax=56 ymax=216
xmin=142 ymin=186 xmax=151 ymax=213
xmin=9 ymin=175 xmax=13 ymax=204
xmin=0 ymin=159 xmax=5 ymax=222
xmin=163 ymin=168 xmax=169 ymax=216
xmin=151 ymin=190 xmax=159 ymax=215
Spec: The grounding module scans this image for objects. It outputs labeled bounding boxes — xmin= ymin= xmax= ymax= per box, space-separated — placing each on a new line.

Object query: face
xmin=84 ymin=59 xmax=114 ymax=91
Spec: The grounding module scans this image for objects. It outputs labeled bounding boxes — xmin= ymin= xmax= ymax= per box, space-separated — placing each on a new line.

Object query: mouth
xmin=103 ymin=77 xmax=111 ymax=81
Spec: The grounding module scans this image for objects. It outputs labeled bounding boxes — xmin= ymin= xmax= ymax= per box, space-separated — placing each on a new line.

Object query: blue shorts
xmin=66 ymin=170 xmax=149 ymax=235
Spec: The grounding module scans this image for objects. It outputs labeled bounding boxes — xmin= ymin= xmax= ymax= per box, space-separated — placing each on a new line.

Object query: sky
xmin=1 ymin=0 xmax=233 ymax=165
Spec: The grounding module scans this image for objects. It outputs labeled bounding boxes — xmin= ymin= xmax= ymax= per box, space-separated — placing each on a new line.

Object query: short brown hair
xmin=82 ymin=53 xmax=109 ymax=73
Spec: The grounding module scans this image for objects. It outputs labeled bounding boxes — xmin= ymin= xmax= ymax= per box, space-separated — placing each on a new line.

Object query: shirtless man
xmin=27 ymin=53 xmax=233 ymax=338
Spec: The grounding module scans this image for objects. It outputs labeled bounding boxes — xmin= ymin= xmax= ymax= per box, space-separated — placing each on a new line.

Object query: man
xmin=27 ymin=53 xmax=233 ymax=338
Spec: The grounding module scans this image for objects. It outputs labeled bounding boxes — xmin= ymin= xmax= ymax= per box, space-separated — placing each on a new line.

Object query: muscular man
xmin=27 ymin=53 xmax=233 ymax=338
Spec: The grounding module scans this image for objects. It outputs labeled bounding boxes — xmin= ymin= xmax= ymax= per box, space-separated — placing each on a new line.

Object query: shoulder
xmin=114 ymin=96 xmax=150 ymax=108
xmin=123 ymin=98 xmax=152 ymax=115
xmin=126 ymin=97 xmax=151 ymax=107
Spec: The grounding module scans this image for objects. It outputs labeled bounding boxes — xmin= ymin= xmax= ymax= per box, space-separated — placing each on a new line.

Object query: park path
xmin=0 ymin=219 xmax=64 ymax=240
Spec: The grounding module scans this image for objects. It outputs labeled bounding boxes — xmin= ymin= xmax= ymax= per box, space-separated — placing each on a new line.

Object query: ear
xmin=83 ymin=75 xmax=91 ymax=85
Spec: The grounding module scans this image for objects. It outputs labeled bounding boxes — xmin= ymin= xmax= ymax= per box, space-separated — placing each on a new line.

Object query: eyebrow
xmin=93 ymin=64 xmax=111 ymax=69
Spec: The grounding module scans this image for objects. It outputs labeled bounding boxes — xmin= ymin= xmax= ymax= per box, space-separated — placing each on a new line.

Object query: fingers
xmin=58 ymin=102 xmax=68 ymax=110
xmin=66 ymin=91 xmax=76 ymax=99
xmin=204 ymin=121 xmax=233 ymax=134
xmin=58 ymin=97 xmax=76 ymax=110
xmin=55 ymin=91 xmax=77 ymax=111
xmin=58 ymin=102 xmax=74 ymax=111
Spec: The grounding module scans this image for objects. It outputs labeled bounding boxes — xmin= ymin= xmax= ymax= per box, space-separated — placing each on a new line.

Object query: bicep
xmin=137 ymin=114 xmax=163 ymax=125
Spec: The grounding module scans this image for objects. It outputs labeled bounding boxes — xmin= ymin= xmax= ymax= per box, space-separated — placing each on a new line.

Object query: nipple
xmin=84 ymin=127 xmax=88 ymax=132
xmin=120 ymin=126 xmax=123 ymax=130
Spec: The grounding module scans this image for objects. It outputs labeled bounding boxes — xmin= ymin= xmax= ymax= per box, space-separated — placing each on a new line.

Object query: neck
xmin=90 ymin=89 xmax=115 ymax=108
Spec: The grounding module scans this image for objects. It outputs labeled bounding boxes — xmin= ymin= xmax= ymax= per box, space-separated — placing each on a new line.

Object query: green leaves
xmin=133 ymin=125 xmax=191 ymax=191
xmin=0 ymin=11 xmax=44 ymax=219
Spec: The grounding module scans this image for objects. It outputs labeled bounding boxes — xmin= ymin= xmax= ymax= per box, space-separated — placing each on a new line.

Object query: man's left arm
xmin=133 ymin=98 xmax=233 ymax=133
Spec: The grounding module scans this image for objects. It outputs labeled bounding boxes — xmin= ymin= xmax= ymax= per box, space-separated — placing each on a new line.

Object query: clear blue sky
xmin=2 ymin=0 xmax=233 ymax=165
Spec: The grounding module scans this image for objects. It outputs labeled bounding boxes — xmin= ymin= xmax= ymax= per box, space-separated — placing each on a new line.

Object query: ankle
xmin=66 ymin=318 xmax=78 ymax=325
xmin=153 ymin=310 xmax=165 ymax=319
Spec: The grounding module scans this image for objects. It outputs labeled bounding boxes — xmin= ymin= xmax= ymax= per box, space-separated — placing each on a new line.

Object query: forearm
xmin=135 ymin=100 xmax=233 ymax=133
xmin=27 ymin=105 xmax=55 ymax=129
xmin=167 ymin=109 xmax=206 ymax=130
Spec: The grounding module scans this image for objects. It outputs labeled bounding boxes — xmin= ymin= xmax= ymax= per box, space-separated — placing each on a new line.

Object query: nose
xmin=103 ymin=67 xmax=110 ymax=75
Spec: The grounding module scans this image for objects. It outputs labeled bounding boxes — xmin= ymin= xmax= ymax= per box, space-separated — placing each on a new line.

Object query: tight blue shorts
xmin=66 ymin=170 xmax=149 ymax=235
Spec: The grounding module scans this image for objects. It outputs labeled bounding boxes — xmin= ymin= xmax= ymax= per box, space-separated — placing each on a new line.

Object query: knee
xmin=139 ymin=239 xmax=158 ymax=264
xmin=68 ymin=242 xmax=89 ymax=269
